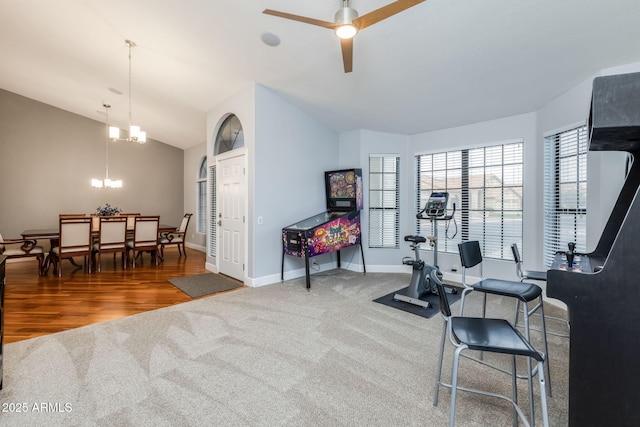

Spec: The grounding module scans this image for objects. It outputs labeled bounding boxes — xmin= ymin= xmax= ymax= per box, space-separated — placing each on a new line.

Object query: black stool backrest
xmin=511 ymin=243 xmax=522 ymax=264
xmin=458 ymin=241 xmax=482 ymax=269
xmin=431 ymin=269 xmax=452 ymax=318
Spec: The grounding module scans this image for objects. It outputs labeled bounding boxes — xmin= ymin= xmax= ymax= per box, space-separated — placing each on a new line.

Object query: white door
xmin=218 ymin=154 xmax=245 ymax=281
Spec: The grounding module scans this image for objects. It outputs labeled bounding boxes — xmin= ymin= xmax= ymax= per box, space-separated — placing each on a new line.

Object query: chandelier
xmin=109 ymin=39 xmax=146 ymax=144
xmin=92 ymin=104 xmax=123 ymax=189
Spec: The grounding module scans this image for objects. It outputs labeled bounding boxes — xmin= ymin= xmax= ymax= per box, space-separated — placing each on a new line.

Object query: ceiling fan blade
xmin=340 ymin=38 xmax=353 ymax=73
xmin=263 ymin=9 xmax=337 ymax=29
xmin=354 ymin=0 xmax=425 ymax=31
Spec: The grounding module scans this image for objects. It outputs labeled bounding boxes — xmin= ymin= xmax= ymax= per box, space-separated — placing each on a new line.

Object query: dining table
xmin=21 ymin=224 xmax=177 ymax=274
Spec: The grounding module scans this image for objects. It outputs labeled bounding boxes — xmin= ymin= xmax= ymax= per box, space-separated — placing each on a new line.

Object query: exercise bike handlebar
xmin=416 ymin=202 xmax=456 ymax=221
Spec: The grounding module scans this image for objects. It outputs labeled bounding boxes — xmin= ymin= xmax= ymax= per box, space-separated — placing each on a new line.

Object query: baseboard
xmin=185 ymin=242 xmax=205 ymax=252
xmin=204 ymin=262 xmax=218 ymax=273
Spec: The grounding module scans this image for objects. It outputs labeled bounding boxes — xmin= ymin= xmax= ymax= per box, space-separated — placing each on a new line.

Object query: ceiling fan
xmin=263 ymin=0 xmax=425 ymax=73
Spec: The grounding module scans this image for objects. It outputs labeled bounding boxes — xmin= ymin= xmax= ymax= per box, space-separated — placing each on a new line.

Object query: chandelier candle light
xmin=92 ymin=104 xmax=123 ymax=189
xmin=108 ymin=39 xmax=146 ymax=144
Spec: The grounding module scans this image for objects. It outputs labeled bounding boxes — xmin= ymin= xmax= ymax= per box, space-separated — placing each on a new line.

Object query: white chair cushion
xmin=3 ymin=246 xmax=44 ymax=256
xmin=159 ymin=237 xmax=183 ymax=244
xmin=94 ymin=242 xmax=125 ymax=251
xmin=52 ymin=246 xmax=90 ymax=255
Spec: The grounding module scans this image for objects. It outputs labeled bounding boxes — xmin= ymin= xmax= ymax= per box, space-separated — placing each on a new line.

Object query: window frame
xmin=415 ymin=140 xmax=524 ymax=260
xmin=196 ymin=157 xmax=207 ymax=235
xmin=368 ymin=154 xmax=400 ymax=249
xmin=543 ymin=125 xmax=588 ymax=267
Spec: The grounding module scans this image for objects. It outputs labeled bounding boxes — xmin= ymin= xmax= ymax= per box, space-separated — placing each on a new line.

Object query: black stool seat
xmin=451 ymin=317 xmax=544 ymax=361
xmin=404 ymin=235 xmax=426 ymax=243
xmin=473 ymin=278 xmax=542 ymax=302
xmin=522 ymin=269 xmax=547 ymax=281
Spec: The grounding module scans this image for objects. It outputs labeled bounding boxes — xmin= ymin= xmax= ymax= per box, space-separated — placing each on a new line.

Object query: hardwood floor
xmin=2 ymin=248 xmax=217 ymax=344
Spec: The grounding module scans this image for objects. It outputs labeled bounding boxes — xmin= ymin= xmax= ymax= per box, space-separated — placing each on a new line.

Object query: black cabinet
xmin=0 ymin=255 xmax=5 ymax=390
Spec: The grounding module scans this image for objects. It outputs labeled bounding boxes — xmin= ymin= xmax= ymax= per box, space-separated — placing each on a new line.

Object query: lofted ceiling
xmin=1 ymin=0 xmax=640 ymax=150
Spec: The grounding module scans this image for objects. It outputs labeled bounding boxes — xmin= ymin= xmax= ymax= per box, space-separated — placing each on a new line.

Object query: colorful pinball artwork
xmin=307 ymin=213 xmax=361 ymax=257
xmin=326 ymin=169 xmax=363 ymax=211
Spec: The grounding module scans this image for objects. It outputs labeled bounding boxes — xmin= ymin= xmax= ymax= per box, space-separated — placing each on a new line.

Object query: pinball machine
xmin=546 ymin=71 xmax=640 ymax=426
xmin=281 ymin=169 xmax=366 ymax=289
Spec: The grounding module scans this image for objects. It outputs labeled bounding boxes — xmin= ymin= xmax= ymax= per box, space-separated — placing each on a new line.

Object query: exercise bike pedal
xmin=436 ymin=285 xmax=458 ymax=295
xmin=393 ymin=293 xmax=432 ymax=309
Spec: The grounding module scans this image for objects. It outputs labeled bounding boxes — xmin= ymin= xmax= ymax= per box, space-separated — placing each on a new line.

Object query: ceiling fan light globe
xmin=334 ymin=6 xmax=358 ymax=39
xmin=335 ymin=24 xmax=358 ymax=39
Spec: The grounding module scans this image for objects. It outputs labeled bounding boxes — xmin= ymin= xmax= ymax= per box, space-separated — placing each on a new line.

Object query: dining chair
xmin=92 ymin=216 xmax=127 ymax=272
xmin=50 ymin=216 xmax=92 ymax=277
xmin=119 ymin=213 xmax=140 ymax=230
xmin=432 ymin=269 xmax=549 ymax=427
xmin=126 ymin=215 xmax=160 ymax=268
xmin=0 ymin=232 xmax=45 ymax=275
xmin=158 ymin=213 xmax=192 ymax=258
xmin=90 ymin=214 xmax=101 ymax=233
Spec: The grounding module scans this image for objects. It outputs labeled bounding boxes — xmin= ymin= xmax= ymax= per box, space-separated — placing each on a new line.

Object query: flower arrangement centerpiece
xmin=96 ymin=204 xmax=122 ymax=216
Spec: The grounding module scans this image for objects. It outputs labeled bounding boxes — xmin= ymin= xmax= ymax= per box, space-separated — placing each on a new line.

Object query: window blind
xmin=369 ymin=155 xmax=400 ymax=248
xmin=543 ymin=126 xmax=588 ymax=267
xmin=416 ymin=141 xmax=523 ymax=260
xmin=208 ymin=165 xmax=217 ymax=257
xmin=197 ymin=158 xmax=207 ymax=234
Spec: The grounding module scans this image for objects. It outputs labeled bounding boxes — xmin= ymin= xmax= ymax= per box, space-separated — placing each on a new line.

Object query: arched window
xmin=214 ymin=114 xmax=244 ymax=155
xmin=197 ymin=157 xmax=207 ymax=234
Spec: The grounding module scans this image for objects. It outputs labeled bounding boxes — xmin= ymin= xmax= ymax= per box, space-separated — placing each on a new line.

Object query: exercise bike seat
xmin=404 ymin=235 xmax=427 ymax=244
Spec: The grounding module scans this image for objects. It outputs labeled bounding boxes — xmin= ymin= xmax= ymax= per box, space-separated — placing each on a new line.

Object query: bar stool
xmin=432 ymin=269 xmax=549 ymax=427
xmin=511 ymin=243 xmax=570 ymax=339
xmin=457 ymin=240 xmax=552 ymax=416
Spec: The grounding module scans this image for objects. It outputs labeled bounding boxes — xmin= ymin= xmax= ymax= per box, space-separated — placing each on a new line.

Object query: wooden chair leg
xmin=37 ymin=254 xmax=44 ymax=276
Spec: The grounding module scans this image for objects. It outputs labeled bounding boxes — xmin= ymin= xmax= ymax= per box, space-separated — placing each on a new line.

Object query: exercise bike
xmin=393 ymin=192 xmax=457 ymax=309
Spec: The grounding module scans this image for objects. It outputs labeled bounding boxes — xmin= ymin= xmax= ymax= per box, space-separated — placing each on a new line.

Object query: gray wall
xmin=253 ymin=84 xmax=339 ymax=283
xmin=0 ymin=89 xmax=184 ymax=242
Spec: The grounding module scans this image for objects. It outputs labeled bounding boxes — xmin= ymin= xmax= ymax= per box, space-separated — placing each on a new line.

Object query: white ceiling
xmin=2 ymin=0 xmax=640 ymax=150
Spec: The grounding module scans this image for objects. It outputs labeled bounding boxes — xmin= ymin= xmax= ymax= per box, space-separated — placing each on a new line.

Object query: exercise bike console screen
xmin=425 ymin=192 xmax=449 ymax=217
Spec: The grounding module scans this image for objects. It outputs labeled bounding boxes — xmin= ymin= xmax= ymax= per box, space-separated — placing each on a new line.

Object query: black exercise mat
xmin=373 ymin=285 xmax=462 ymax=319
xmin=168 ymin=273 xmax=243 ymax=298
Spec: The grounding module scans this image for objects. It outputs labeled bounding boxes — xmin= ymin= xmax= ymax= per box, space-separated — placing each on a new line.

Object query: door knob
xmin=217 ymin=220 xmax=222 ymax=226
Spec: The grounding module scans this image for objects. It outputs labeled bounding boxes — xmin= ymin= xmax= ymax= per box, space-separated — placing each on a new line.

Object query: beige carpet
xmin=0 ymin=270 xmax=569 ymax=426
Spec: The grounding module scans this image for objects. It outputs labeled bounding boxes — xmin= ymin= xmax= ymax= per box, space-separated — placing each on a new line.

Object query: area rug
xmin=168 ymin=273 xmax=243 ymax=297
xmin=373 ymin=285 xmax=462 ymax=319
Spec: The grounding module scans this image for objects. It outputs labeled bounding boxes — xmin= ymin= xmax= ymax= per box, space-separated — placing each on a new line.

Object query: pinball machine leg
xmin=305 ymin=254 xmax=311 ymax=290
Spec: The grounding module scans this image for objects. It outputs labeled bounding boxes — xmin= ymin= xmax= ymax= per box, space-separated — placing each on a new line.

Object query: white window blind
xmin=543 ymin=125 xmax=588 ymax=267
xmin=369 ymin=155 xmax=400 ymax=248
xmin=197 ymin=157 xmax=207 ymax=234
xmin=416 ymin=141 xmax=523 ymax=260
xmin=208 ymin=165 xmax=217 ymax=257
xmin=415 ymin=150 xmax=463 ymax=254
